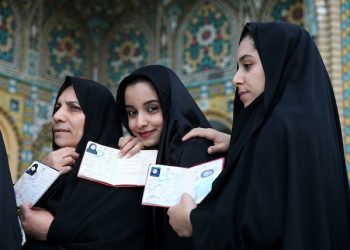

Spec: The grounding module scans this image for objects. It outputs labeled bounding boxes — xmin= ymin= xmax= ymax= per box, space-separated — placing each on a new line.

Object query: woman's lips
xmin=138 ymin=130 xmax=155 ymax=139
xmin=239 ymin=91 xmax=248 ymax=97
xmin=54 ymin=129 xmax=69 ymax=135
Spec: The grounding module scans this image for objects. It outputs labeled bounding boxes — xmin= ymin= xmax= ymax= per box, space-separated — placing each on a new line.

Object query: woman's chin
xmin=54 ymin=140 xmax=76 ymax=148
xmin=140 ymin=139 xmax=158 ymax=149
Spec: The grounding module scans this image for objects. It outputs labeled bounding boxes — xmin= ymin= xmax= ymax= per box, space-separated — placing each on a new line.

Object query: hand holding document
xmin=14 ymin=161 xmax=61 ymax=207
xmin=78 ymin=141 xmax=158 ymax=186
xmin=142 ymin=158 xmax=224 ymax=207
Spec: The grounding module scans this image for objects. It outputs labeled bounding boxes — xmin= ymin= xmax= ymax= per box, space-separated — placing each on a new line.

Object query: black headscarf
xmin=35 ymin=76 xmax=123 ymax=213
xmin=0 ymin=131 xmax=22 ymax=249
xmin=191 ymin=22 xmax=350 ymax=250
xmin=117 ymin=65 xmax=213 ymax=165
xmin=52 ymin=76 xmax=120 ymax=153
xmin=26 ymin=77 xmax=154 ymax=249
xmin=116 ymin=65 xmax=218 ymax=250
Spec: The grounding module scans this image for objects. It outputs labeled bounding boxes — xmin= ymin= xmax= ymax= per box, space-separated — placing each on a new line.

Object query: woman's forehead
xmin=237 ymin=37 xmax=258 ymax=59
xmin=57 ymin=85 xmax=78 ymax=100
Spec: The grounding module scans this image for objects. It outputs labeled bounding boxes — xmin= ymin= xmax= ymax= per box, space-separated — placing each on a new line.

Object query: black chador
xmin=0 ymin=131 xmax=22 ymax=249
xmin=191 ymin=22 xmax=350 ymax=250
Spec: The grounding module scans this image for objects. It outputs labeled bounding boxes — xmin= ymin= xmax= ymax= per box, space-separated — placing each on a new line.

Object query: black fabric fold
xmin=0 ymin=131 xmax=22 ymax=249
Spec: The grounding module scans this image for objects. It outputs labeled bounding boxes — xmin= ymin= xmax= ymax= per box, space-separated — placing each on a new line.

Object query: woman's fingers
xmin=42 ymin=147 xmax=79 ymax=172
xmin=167 ymin=193 xmax=197 ymax=237
xmin=118 ymin=136 xmax=144 ymax=157
xmin=182 ymin=128 xmax=215 ymax=142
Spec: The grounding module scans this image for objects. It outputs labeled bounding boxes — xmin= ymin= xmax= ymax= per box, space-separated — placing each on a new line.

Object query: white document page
xmin=188 ymin=158 xmax=224 ymax=203
xmin=78 ymin=141 xmax=158 ymax=186
xmin=114 ymin=150 xmax=158 ymax=186
xmin=78 ymin=142 xmax=119 ymax=185
xmin=14 ymin=161 xmax=61 ymax=207
xmin=142 ymin=164 xmax=187 ymax=207
xmin=142 ymin=158 xmax=224 ymax=207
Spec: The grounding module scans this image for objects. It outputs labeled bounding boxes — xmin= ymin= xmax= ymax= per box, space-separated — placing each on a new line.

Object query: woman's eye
xmin=53 ymin=104 xmax=61 ymax=113
xmin=127 ymin=109 xmax=137 ymax=117
xmin=147 ymin=106 xmax=160 ymax=113
xmin=71 ymin=105 xmax=82 ymax=111
xmin=243 ymin=63 xmax=251 ymax=70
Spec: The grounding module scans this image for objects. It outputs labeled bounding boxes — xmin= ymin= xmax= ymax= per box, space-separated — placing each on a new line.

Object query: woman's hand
xmin=118 ymin=135 xmax=144 ymax=158
xmin=19 ymin=203 xmax=54 ymax=241
xmin=182 ymin=128 xmax=231 ymax=154
xmin=42 ymin=147 xmax=79 ymax=173
xmin=167 ymin=193 xmax=197 ymax=237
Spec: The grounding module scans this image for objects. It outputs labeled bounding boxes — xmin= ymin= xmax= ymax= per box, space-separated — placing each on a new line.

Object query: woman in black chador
xmin=20 ymin=76 xmax=153 ymax=249
xmin=116 ymin=65 xmax=220 ymax=250
xmin=0 ymin=132 xmax=22 ymax=249
xmin=168 ymin=22 xmax=350 ymax=249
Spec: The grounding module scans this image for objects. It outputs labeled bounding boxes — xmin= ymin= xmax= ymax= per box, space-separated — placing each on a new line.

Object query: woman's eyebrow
xmin=238 ymin=54 xmax=254 ymax=63
xmin=65 ymin=101 xmax=80 ymax=105
xmin=144 ymin=100 xmax=160 ymax=106
xmin=125 ymin=100 xmax=160 ymax=108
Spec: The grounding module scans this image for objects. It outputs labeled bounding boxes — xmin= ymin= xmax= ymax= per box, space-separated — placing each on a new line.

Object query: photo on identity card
xmin=14 ymin=161 xmax=61 ymax=207
xmin=142 ymin=157 xmax=224 ymax=207
xmin=78 ymin=141 xmax=158 ymax=187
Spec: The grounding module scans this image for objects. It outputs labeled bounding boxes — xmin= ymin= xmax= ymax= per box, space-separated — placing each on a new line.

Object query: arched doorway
xmin=0 ymin=110 xmax=21 ymax=182
xmin=205 ymin=109 xmax=232 ymax=134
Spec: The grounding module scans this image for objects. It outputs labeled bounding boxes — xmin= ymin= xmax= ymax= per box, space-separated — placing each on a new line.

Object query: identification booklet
xmin=78 ymin=141 xmax=158 ymax=186
xmin=142 ymin=157 xmax=224 ymax=207
xmin=14 ymin=161 xmax=61 ymax=207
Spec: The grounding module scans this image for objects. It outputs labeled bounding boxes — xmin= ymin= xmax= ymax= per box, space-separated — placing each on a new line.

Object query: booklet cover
xmin=78 ymin=141 xmax=158 ymax=187
xmin=142 ymin=157 xmax=224 ymax=207
xmin=14 ymin=161 xmax=61 ymax=207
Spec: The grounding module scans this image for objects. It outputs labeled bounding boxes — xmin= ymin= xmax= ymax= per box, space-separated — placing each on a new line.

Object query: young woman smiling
xmin=116 ymin=65 xmax=221 ymax=250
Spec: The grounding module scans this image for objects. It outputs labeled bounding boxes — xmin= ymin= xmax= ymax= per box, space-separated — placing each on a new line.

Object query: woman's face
xmin=124 ymin=81 xmax=163 ymax=148
xmin=52 ymin=85 xmax=85 ymax=148
xmin=233 ymin=35 xmax=265 ymax=107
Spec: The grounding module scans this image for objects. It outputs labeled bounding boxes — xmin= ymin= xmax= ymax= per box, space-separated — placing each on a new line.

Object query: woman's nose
xmin=232 ymin=71 xmax=242 ymax=87
xmin=53 ymin=107 xmax=66 ymax=123
xmin=136 ymin=112 xmax=147 ymax=128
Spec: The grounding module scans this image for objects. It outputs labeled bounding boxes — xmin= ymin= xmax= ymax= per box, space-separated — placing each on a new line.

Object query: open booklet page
xmin=142 ymin=157 xmax=224 ymax=207
xmin=78 ymin=141 xmax=158 ymax=186
xmin=14 ymin=161 xmax=61 ymax=207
